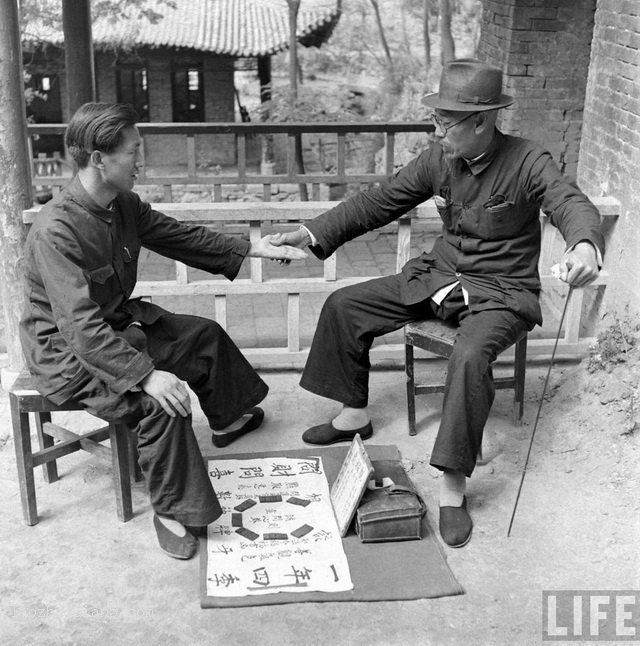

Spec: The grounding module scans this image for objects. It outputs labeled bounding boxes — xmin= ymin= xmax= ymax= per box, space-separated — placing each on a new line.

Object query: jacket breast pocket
xmin=478 ymin=203 xmax=522 ymax=239
xmin=434 ymin=196 xmax=454 ymax=229
xmin=88 ymin=264 xmax=116 ymax=302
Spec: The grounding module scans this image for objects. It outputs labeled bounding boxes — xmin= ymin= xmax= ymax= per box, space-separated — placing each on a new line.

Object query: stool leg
xmin=10 ymin=396 xmax=39 ymax=525
xmin=109 ymin=422 xmax=133 ymax=522
xmin=513 ymin=335 xmax=527 ymax=426
xmin=35 ymin=411 xmax=59 ymax=483
xmin=405 ymin=342 xmax=417 ymax=436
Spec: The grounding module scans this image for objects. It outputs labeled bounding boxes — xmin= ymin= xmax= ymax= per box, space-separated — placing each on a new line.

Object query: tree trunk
xmin=367 ymin=0 xmax=403 ymax=176
xmin=401 ymin=0 xmax=413 ymax=58
xmin=0 ymin=0 xmax=31 ymax=379
xmin=370 ymin=0 xmax=395 ymax=77
xmin=286 ymin=0 xmax=308 ymax=201
xmin=62 ymin=0 xmax=96 ymax=116
xmin=287 ymin=0 xmax=300 ymax=110
xmin=439 ymin=0 xmax=456 ymax=64
xmin=423 ymin=0 xmax=432 ymax=69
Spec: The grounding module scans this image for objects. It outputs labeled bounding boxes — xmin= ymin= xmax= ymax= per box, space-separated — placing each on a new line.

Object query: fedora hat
xmin=422 ymin=58 xmax=514 ymax=112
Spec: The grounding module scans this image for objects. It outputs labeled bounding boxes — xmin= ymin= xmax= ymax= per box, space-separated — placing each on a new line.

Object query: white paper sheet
xmin=205 ymin=456 xmax=353 ymax=597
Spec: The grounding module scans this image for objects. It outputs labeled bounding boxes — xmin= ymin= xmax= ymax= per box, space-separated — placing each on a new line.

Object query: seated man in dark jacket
xmin=20 ymin=102 xmax=306 ymax=560
xmin=272 ymin=60 xmax=604 ymax=548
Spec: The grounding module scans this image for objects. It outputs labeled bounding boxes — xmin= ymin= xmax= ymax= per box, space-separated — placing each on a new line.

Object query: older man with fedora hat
xmin=272 ymin=59 xmax=604 ymax=548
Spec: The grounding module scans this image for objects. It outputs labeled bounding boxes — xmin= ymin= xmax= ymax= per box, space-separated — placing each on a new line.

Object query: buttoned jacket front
xmin=305 ymin=130 xmax=605 ymax=327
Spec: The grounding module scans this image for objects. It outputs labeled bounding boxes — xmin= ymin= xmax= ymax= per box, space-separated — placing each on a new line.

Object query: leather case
xmin=354 ymin=460 xmax=426 ymax=543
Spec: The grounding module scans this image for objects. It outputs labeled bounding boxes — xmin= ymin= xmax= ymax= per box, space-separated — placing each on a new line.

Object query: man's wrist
xmin=568 ymin=239 xmax=602 ymax=267
xmin=298 ymin=225 xmax=314 ymax=246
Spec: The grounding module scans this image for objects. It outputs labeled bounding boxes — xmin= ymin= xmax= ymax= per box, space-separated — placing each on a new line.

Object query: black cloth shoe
xmin=302 ymin=421 xmax=373 ymax=446
xmin=153 ymin=514 xmax=199 ymax=560
xmin=439 ymin=496 xmax=473 ymax=548
xmin=211 ymin=407 xmax=265 ymax=448
xmin=184 ymin=524 xmax=208 ymax=539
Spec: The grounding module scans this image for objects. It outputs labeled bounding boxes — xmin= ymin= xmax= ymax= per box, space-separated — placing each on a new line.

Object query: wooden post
xmin=0 ymin=0 xmax=32 ymax=383
xmin=62 ymin=0 xmax=96 ymax=116
xmin=257 ymin=56 xmax=274 ymax=167
xmin=286 ymin=0 xmax=308 ymax=200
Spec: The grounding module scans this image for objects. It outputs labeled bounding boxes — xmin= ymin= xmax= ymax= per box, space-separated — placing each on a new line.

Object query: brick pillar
xmin=578 ymin=0 xmax=640 ymax=318
xmin=478 ymin=0 xmax=596 ymax=178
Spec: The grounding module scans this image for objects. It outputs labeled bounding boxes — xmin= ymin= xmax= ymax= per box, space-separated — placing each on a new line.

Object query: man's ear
xmin=475 ymin=110 xmax=498 ymax=134
xmin=474 ymin=112 xmax=490 ymax=133
xmin=90 ymin=150 xmax=105 ymax=170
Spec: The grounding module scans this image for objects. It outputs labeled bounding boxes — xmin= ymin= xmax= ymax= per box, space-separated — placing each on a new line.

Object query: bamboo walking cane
xmin=507 ymin=286 xmax=574 ymax=537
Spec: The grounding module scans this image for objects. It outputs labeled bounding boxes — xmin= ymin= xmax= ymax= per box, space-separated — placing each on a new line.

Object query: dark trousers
xmin=301 ymin=274 xmax=528 ymax=477
xmin=63 ymin=312 xmax=268 ymax=526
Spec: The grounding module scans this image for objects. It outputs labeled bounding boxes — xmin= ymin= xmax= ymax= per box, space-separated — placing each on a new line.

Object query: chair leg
xmin=10 ymin=397 xmax=39 ymax=525
xmin=405 ymin=343 xmax=417 ymax=436
xmin=109 ymin=422 xmax=133 ymax=522
xmin=512 ymin=335 xmax=528 ymax=426
xmin=35 ymin=411 xmax=59 ymax=483
xmin=128 ymin=430 xmax=144 ymax=483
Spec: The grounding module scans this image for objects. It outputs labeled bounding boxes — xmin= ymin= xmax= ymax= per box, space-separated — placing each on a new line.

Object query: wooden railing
xmin=27 ymin=121 xmax=435 ymax=201
xmin=23 ymin=196 xmax=620 ymax=368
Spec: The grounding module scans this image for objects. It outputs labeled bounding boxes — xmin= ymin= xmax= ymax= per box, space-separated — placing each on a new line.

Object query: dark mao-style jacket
xmin=20 ymin=177 xmax=251 ymax=404
xmin=305 ymin=130 xmax=605 ymax=328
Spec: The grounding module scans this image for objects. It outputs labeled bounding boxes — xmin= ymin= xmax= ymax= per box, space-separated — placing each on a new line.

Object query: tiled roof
xmin=24 ymin=0 xmax=341 ymax=57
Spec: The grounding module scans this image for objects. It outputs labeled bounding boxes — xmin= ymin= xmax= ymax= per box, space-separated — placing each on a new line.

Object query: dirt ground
xmin=0 ymin=327 xmax=638 ymax=646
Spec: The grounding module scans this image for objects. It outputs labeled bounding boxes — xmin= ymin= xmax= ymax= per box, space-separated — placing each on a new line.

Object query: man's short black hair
xmin=65 ymin=102 xmax=140 ymax=168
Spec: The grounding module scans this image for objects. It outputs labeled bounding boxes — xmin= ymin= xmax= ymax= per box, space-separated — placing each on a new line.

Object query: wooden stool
xmin=404 ymin=319 xmax=528 ymax=437
xmin=9 ymin=371 xmax=141 ymax=525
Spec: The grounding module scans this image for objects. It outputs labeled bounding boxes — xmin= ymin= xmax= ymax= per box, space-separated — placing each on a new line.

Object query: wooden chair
xmin=9 ymin=371 xmax=141 ymax=526
xmin=404 ymin=319 xmax=528 ymax=436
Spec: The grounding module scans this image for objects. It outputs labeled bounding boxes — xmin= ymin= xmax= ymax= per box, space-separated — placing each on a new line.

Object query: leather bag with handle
xmin=355 ymin=460 xmax=426 ymax=543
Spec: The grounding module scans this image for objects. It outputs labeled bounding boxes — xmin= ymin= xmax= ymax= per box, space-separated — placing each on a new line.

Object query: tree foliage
xmin=20 ymin=0 xmax=176 ymax=42
xmin=268 ymin=0 xmax=481 ymax=122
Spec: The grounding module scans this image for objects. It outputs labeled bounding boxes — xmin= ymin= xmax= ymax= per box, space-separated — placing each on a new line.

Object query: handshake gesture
xmin=249 ymin=228 xmax=311 ymax=264
xmin=249 ymin=231 xmax=308 ymax=262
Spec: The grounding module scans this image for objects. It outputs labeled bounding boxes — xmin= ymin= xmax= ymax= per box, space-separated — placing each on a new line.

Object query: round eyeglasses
xmin=430 ymin=111 xmax=478 ymax=135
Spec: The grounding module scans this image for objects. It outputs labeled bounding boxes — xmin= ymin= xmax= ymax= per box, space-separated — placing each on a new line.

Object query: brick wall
xmin=198 ymin=54 xmax=237 ymax=168
xmin=578 ymin=0 xmax=640 ymax=318
xmin=143 ymin=51 xmax=236 ymax=168
xmin=479 ymin=0 xmax=596 ymax=178
xmin=96 ymin=49 xmax=237 ymax=168
xmin=27 ymin=44 xmax=262 ymax=177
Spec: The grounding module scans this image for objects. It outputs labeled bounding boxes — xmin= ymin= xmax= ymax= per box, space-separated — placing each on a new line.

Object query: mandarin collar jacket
xmin=305 ymin=129 xmax=605 ymax=327
xmin=20 ymin=176 xmax=251 ymax=404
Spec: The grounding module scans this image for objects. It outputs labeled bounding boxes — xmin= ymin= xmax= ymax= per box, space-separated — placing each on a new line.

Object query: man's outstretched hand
xmin=267 ymin=228 xmax=312 ymax=265
xmin=249 ymin=234 xmax=308 ymax=261
xmin=552 ymin=241 xmax=600 ymax=288
xmin=269 ymin=228 xmax=311 ymax=249
xmin=140 ymin=369 xmax=191 ymax=418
